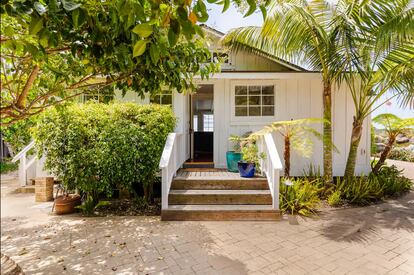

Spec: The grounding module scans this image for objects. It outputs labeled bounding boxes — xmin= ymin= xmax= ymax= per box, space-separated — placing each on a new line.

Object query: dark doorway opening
xmin=190 ymin=84 xmax=214 ymax=163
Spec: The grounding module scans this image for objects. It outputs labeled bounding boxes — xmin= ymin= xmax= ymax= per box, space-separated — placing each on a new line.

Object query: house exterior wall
xmin=228 ymin=50 xmax=296 ymax=72
xmin=114 ymin=72 xmax=371 ymax=176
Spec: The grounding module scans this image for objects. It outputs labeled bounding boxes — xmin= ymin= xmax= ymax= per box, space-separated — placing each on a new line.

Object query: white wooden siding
xmin=114 ymin=73 xmax=371 ymax=176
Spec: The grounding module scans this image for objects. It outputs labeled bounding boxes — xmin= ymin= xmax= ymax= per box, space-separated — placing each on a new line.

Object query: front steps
xmin=161 ymin=169 xmax=280 ymax=221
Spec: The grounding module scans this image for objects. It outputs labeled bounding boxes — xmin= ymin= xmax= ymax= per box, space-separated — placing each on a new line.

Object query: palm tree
xmin=222 ymin=0 xmax=355 ymax=183
xmin=251 ymin=118 xmax=328 ymax=177
xmin=371 ymin=114 xmax=414 ymax=174
xmin=341 ymin=0 xmax=414 ymax=178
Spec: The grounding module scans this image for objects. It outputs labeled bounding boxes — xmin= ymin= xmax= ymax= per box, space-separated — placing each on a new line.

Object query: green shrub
xmin=33 ymin=102 xmax=176 ymax=206
xmin=334 ymin=165 xmax=412 ymax=205
xmin=279 ymin=178 xmax=321 ymax=216
xmin=327 ymin=190 xmax=342 ymax=207
xmin=76 ymin=194 xmax=110 ymax=216
xmin=375 ymin=165 xmax=412 ymax=197
xmin=336 ymin=176 xmax=383 ymax=205
xmin=0 ymin=161 xmax=18 ymax=174
xmin=387 ymin=148 xmax=414 ymax=162
xmin=2 ymin=116 xmax=38 ymax=154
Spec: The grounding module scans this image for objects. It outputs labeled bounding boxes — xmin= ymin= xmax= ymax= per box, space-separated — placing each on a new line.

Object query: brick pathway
xmin=1 ymin=190 xmax=413 ymax=275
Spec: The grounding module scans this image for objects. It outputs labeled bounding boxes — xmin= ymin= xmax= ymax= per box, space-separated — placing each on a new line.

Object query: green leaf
xmin=34 ymin=2 xmax=47 ymax=15
xmin=72 ymin=8 xmax=80 ymax=28
xmin=29 ymin=16 xmax=43 ymax=35
xmin=222 ymin=0 xmax=230 ymax=12
xmin=132 ymin=23 xmax=153 ymax=38
xmin=149 ymin=44 xmax=160 ymax=63
xmin=133 ymin=40 xmax=148 ymax=57
xmin=259 ymin=5 xmax=267 ymax=20
xmin=244 ymin=0 xmax=256 ymax=17
xmin=39 ymin=29 xmax=49 ymax=48
xmin=4 ymin=26 xmax=14 ymax=36
xmin=61 ymin=0 xmax=81 ymax=11
xmin=168 ymin=28 xmax=178 ymax=46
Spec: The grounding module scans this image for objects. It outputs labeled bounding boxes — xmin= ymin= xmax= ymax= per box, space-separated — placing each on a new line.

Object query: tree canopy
xmin=0 ymin=0 xmax=260 ymax=125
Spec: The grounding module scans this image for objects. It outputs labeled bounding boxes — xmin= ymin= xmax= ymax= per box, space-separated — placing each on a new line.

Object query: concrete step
xmin=171 ymin=178 xmax=269 ymax=190
xmin=168 ymin=189 xmax=272 ymax=205
xmin=161 ymin=205 xmax=280 ymax=221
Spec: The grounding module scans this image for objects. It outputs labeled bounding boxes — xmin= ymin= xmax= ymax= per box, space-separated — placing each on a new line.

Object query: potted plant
xmin=238 ymin=137 xmax=264 ymax=178
xmin=226 ymin=135 xmax=243 ymax=172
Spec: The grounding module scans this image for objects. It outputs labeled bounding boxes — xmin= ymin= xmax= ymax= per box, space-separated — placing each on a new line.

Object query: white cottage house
xmin=14 ymin=25 xmax=371 ymax=221
xmin=115 ymin=25 xmax=371 ymax=175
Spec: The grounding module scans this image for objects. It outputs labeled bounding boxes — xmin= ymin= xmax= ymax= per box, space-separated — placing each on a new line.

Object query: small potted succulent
xmin=238 ymin=137 xmax=264 ymax=178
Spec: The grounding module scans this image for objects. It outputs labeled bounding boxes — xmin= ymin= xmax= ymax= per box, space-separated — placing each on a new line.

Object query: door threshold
xmin=183 ymin=161 xmax=214 ymax=169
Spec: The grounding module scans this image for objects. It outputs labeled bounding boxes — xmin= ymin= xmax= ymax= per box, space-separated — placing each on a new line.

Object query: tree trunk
xmin=143 ymin=183 xmax=153 ymax=203
xmin=323 ymin=82 xmax=333 ymax=184
xmin=373 ymin=136 xmax=396 ymax=174
xmin=284 ymin=136 xmax=290 ymax=177
xmin=344 ymin=117 xmax=363 ymax=178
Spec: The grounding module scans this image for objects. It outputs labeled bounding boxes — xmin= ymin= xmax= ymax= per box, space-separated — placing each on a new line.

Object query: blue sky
xmin=206 ymin=4 xmax=413 ymax=120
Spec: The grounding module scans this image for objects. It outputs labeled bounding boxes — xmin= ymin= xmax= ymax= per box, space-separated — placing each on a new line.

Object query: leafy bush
xmin=336 ymin=176 xmax=383 ymax=205
xmin=279 ymin=178 xmax=321 ymax=216
xmin=0 ymin=161 xmax=18 ymax=174
xmin=387 ymin=148 xmax=414 ymax=162
xmin=333 ymin=165 xmax=412 ymax=205
xmin=33 ymin=102 xmax=176 ymax=206
xmin=1 ymin=116 xmax=38 ymax=154
xmin=76 ymin=195 xmax=110 ymax=216
xmin=327 ymin=190 xmax=342 ymax=207
xmin=375 ymin=165 xmax=412 ymax=197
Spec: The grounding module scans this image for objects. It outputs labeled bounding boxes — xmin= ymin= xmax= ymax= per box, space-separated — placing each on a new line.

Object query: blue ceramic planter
xmin=237 ymin=161 xmax=256 ymax=178
xmin=226 ymin=151 xmax=242 ymax=172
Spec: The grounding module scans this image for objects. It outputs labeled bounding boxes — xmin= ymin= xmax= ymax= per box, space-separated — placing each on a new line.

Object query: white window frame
xmin=203 ymin=114 xmax=214 ymax=132
xmin=150 ymin=91 xmax=173 ymax=106
xmin=230 ymin=80 xmax=277 ymax=124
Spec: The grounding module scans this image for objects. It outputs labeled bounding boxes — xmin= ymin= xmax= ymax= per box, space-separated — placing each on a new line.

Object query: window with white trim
xmin=150 ymin=90 xmax=172 ymax=105
xmin=234 ymin=85 xmax=274 ymax=116
xmin=203 ymin=114 xmax=214 ymax=132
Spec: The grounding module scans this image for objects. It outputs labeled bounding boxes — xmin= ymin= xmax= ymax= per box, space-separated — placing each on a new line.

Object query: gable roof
xmin=200 ymin=24 xmax=306 ymax=72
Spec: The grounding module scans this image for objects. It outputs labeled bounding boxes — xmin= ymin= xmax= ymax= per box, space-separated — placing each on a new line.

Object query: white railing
xmin=258 ymin=133 xmax=283 ymax=210
xmin=12 ymin=140 xmax=36 ymax=186
xmin=159 ymin=133 xmax=185 ymax=210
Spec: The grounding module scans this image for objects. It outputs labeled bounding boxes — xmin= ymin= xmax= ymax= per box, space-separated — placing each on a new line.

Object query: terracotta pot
xmin=54 ymin=194 xmax=81 ymax=215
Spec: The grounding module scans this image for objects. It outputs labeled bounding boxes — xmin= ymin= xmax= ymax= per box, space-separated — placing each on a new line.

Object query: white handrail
xmin=11 ymin=140 xmax=35 ymax=163
xmin=11 ymin=140 xmax=36 ymax=186
xmin=159 ymin=133 xmax=185 ymax=209
xmin=259 ymin=133 xmax=283 ymax=210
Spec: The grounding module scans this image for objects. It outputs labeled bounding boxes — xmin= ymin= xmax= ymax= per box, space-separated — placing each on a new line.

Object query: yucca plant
xmin=251 ymin=118 xmax=330 ymax=177
xmin=372 ymin=114 xmax=414 ymax=173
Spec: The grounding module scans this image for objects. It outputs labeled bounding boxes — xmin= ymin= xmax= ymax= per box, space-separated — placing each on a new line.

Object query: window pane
xmin=249 ymin=107 xmax=261 ymax=116
xmin=262 ymin=96 xmax=274 ymax=105
xmin=235 ymin=96 xmax=248 ymax=106
xmin=203 ymin=114 xmax=214 ymax=132
xmin=262 ymin=86 xmax=274 ymax=95
xmin=193 ymin=115 xmax=198 ymax=132
xmin=235 ymin=107 xmax=247 ymax=116
xmin=249 ymin=96 xmax=261 ymax=105
xmin=235 ymin=86 xmax=247 ymax=95
xmin=249 ymin=86 xmax=261 ymax=95
xmin=262 ymin=106 xmax=274 ymax=116
xmin=150 ymin=95 xmax=161 ymax=104
xmin=161 ymin=95 xmax=172 ymax=105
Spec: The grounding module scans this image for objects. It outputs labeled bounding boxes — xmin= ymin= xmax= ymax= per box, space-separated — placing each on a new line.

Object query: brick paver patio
xmin=1 ymin=163 xmax=413 ymax=274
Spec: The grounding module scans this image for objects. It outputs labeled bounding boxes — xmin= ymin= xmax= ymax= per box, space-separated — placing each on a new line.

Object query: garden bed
xmin=94 ymin=198 xmax=161 ymax=217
